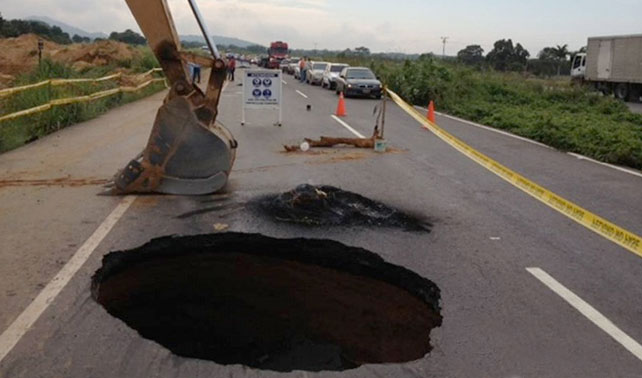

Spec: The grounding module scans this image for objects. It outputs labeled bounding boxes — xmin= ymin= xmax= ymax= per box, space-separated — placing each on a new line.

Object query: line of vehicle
xmin=526 ymin=267 xmax=642 ymax=362
xmin=296 ymin=90 xmax=308 ymax=98
xmin=0 ymin=196 xmax=137 ymax=363
xmin=331 ymin=115 xmax=365 ymax=138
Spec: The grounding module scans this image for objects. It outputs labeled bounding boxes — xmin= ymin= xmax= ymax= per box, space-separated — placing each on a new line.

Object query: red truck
xmin=267 ymin=41 xmax=289 ymax=69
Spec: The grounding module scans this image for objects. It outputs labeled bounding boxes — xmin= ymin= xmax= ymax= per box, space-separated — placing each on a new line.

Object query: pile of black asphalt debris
xmin=256 ymin=184 xmax=431 ymax=232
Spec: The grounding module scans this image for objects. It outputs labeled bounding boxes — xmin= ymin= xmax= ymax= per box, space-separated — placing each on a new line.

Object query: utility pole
xmin=440 ymin=36 xmax=449 ymax=58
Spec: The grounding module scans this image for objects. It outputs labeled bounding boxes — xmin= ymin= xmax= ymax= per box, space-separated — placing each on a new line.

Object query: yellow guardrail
xmin=0 ymin=78 xmax=166 ymax=123
xmin=0 ymin=68 xmax=162 ymax=98
xmin=386 ymin=88 xmax=642 ymax=258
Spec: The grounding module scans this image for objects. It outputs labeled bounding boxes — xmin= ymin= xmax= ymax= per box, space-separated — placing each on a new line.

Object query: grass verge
xmin=339 ymin=56 xmax=642 ymax=170
xmin=0 ymin=54 xmax=163 ymax=153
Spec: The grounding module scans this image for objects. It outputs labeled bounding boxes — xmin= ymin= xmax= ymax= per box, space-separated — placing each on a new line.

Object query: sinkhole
xmin=91 ymin=233 xmax=442 ymax=372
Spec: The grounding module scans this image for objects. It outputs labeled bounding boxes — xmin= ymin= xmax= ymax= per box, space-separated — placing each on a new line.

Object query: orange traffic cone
xmin=336 ymin=92 xmax=347 ymax=117
xmin=427 ymin=100 xmax=435 ymax=123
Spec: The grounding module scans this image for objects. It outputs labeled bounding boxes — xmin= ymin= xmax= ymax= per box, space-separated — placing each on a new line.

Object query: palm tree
xmin=552 ymin=44 xmax=570 ymax=76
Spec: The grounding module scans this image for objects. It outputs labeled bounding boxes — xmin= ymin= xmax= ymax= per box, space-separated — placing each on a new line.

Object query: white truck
xmin=571 ymin=34 xmax=642 ymax=102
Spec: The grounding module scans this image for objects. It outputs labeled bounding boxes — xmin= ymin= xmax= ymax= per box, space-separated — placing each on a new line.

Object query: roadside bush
xmin=340 ymin=56 xmax=642 ymax=169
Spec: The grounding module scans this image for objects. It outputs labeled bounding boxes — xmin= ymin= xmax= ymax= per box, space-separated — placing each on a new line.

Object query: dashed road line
xmin=296 ymin=90 xmax=309 ymax=99
xmin=0 ymin=196 xmax=137 ymax=363
xmin=282 ymin=79 xmax=288 ymax=85
xmin=527 ymin=267 xmax=642 ymax=362
xmin=331 ymin=115 xmax=365 ymax=138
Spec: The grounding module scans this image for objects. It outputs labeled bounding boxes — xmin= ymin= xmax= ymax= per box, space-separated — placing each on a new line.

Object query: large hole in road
xmin=91 ymin=233 xmax=442 ymax=372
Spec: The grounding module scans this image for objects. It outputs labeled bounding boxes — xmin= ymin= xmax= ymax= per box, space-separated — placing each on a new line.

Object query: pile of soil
xmin=0 ymin=34 xmax=142 ymax=77
xmin=255 ymin=184 xmax=432 ymax=232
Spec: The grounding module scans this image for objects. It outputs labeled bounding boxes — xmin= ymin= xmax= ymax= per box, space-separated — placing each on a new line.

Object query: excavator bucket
xmin=113 ymin=95 xmax=236 ymax=195
xmin=108 ymin=0 xmax=236 ymax=195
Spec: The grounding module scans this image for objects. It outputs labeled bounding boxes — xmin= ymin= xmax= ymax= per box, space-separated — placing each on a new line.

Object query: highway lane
xmin=0 ymin=69 xmax=641 ymax=377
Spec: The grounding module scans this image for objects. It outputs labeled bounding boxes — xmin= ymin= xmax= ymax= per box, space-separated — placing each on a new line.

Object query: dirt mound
xmin=51 ymin=40 xmax=141 ymax=67
xmin=0 ymin=34 xmax=60 ymax=75
xmin=0 ymin=34 xmax=142 ymax=76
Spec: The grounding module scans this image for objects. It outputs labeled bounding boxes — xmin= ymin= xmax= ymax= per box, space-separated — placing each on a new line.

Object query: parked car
xmin=307 ymin=61 xmax=329 ymax=85
xmin=280 ymin=59 xmax=291 ymax=73
xmin=286 ymin=57 xmax=300 ymax=75
xmin=293 ymin=66 xmax=301 ymax=80
xmin=322 ymin=63 xmax=349 ymax=90
xmin=335 ymin=67 xmax=382 ymax=99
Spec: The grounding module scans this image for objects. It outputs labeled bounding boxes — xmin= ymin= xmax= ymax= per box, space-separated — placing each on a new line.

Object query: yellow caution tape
xmin=0 ymin=69 xmax=163 ymax=98
xmin=0 ymin=79 xmax=165 ymax=123
xmin=386 ymin=88 xmax=642 ymax=258
xmin=0 ymin=104 xmax=52 ymax=122
xmin=50 ymin=73 xmax=122 ymax=86
xmin=0 ymin=80 xmax=51 ymax=98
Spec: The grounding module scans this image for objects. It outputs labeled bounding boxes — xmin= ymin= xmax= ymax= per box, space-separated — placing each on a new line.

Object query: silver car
xmin=322 ymin=63 xmax=349 ymax=90
xmin=307 ymin=61 xmax=329 ymax=85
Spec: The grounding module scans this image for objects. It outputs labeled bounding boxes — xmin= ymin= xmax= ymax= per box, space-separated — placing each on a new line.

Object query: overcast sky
xmin=2 ymin=0 xmax=642 ymax=55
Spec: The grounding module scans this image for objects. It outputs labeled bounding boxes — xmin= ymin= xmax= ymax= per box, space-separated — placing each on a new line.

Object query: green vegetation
xmin=0 ymin=12 xmax=72 ymax=44
xmin=109 ymin=29 xmax=146 ymax=45
xmin=0 ymin=56 xmax=164 ymax=153
xmin=336 ymin=55 xmax=642 ymax=169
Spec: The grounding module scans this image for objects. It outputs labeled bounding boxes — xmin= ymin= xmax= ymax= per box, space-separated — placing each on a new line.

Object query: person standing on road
xmin=299 ymin=56 xmax=307 ymax=83
xmin=191 ymin=62 xmax=201 ymax=84
xmin=228 ymin=56 xmax=236 ymax=81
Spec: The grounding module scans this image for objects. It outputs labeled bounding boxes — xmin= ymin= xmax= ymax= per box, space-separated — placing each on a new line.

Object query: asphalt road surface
xmin=1 ymin=69 xmax=641 ymax=377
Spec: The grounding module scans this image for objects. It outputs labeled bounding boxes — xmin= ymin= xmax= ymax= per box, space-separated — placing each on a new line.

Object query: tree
xmin=457 ymin=45 xmax=484 ymax=66
xmin=72 ymin=34 xmax=90 ymax=43
xmin=538 ymin=44 xmax=570 ymax=76
xmin=109 ymin=29 xmax=146 ymax=45
xmin=354 ymin=46 xmax=371 ymax=55
xmin=486 ymin=39 xmax=530 ymax=71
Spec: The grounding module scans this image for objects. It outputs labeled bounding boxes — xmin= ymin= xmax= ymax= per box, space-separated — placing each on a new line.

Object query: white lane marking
xmin=0 ymin=196 xmax=136 ymax=363
xmin=331 ymin=115 xmax=365 ymax=138
xmin=567 ymin=152 xmax=642 ymax=179
xmin=296 ymin=90 xmax=308 ymax=99
xmin=414 ymin=105 xmax=551 ymax=149
xmin=282 ymin=79 xmax=288 ymax=85
xmin=527 ymin=267 xmax=642 ymax=362
xmin=415 ymin=105 xmax=642 ymax=179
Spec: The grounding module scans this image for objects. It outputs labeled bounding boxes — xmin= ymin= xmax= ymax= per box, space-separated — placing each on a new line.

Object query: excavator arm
xmin=109 ymin=0 xmax=237 ymax=195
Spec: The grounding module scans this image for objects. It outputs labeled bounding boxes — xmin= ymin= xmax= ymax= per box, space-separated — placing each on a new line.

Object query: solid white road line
xmin=296 ymin=90 xmax=308 ymax=99
xmin=567 ymin=152 xmax=642 ymax=179
xmin=331 ymin=115 xmax=365 ymax=138
xmin=414 ymin=105 xmax=551 ymax=149
xmin=527 ymin=267 xmax=642 ymax=362
xmin=415 ymin=105 xmax=642 ymax=179
xmin=0 ymin=196 xmax=136 ymax=363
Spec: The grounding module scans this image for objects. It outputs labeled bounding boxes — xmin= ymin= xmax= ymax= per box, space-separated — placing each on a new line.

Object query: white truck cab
xmin=570 ymin=53 xmax=587 ymax=81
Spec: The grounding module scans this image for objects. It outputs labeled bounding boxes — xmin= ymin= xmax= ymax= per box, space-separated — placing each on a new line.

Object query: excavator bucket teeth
xmin=112 ymin=95 xmax=236 ymax=195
